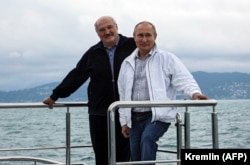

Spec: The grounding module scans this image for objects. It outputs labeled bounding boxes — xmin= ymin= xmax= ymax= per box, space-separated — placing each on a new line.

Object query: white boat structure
xmin=0 ymin=100 xmax=218 ymax=165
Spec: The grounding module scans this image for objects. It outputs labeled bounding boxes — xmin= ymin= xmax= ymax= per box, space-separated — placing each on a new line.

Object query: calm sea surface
xmin=0 ymin=99 xmax=249 ymax=165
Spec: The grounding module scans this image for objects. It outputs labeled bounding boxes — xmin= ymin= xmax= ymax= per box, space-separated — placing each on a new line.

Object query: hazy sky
xmin=1 ymin=0 xmax=250 ymax=91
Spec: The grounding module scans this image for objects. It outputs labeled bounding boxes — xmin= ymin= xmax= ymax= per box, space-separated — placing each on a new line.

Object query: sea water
xmin=0 ymin=99 xmax=249 ymax=165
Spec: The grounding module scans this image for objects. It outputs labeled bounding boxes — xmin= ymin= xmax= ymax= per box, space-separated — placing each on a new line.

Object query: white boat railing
xmin=0 ymin=100 xmax=218 ymax=165
xmin=0 ymin=102 xmax=88 ymax=165
xmin=107 ymin=100 xmax=218 ymax=165
xmin=0 ymin=156 xmax=85 ymax=165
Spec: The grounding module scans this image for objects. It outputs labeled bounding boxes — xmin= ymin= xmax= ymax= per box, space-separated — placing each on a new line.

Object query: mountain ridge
xmin=1 ymin=71 xmax=250 ymax=102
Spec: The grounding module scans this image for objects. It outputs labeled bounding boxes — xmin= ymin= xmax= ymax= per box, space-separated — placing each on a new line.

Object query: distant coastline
xmin=1 ymin=71 xmax=250 ymax=102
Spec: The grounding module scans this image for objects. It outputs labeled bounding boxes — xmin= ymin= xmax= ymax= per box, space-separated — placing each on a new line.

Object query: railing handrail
xmin=0 ymin=102 xmax=88 ymax=109
xmin=0 ymin=156 xmax=65 ymax=164
xmin=0 ymin=145 xmax=92 ymax=152
xmin=108 ymin=100 xmax=217 ymax=109
xmin=0 ymin=100 xmax=217 ymax=109
xmin=107 ymin=99 xmax=218 ymax=165
xmin=0 ymin=156 xmax=86 ymax=165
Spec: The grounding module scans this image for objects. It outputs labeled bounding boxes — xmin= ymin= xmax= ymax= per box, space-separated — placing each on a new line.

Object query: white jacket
xmin=118 ymin=46 xmax=202 ymax=128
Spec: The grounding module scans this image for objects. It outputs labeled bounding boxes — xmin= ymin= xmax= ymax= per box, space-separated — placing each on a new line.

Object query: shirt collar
xmin=135 ymin=44 xmax=156 ymax=59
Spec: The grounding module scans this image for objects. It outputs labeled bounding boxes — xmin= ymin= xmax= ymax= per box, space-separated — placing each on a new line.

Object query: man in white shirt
xmin=118 ymin=21 xmax=208 ymax=164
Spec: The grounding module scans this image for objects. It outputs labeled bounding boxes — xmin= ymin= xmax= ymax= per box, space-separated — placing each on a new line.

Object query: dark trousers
xmin=89 ymin=115 xmax=130 ymax=165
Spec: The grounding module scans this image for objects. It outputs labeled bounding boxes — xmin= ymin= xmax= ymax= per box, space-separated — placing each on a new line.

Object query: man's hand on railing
xmin=192 ymin=93 xmax=209 ymax=100
xmin=43 ymin=97 xmax=55 ymax=109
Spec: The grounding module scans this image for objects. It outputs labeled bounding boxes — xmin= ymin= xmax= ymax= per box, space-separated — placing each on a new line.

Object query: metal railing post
xmin=66 ymin=107 xmax=71 ymax=165
xmin=184 ymin=107 xmax=190 ymax=149
xmin=212 ymin=105 xmax=219 ymax=149
xmin=108 ymin=110 xmax=111 ymax=165
xmin=108 ymin=106 xmax=117 ymax=165
xmin=176 ymin=112 xmax=182 ymax=165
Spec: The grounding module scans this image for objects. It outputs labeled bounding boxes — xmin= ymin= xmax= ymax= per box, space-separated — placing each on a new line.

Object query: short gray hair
xmin=94 ymin=16 xmax=117 ymax=31
xmin=133 ymin=21 xmax=157 ymax=36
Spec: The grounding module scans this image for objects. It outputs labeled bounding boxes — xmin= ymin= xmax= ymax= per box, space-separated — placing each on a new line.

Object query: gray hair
xmin=94 ymin=16 xmax=117 ymax=32
xmin=133 ymin=21 xmax=157 ymax=36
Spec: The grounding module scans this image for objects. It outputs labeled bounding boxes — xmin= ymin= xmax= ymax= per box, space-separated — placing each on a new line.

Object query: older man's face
xmin=134 ymin=23 xmax=156 ymax=57
xmin=96 ymin=18 xmax=118 ymax=48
